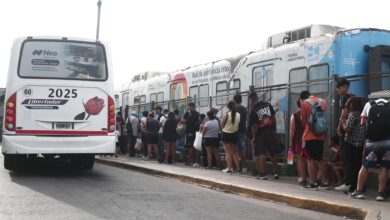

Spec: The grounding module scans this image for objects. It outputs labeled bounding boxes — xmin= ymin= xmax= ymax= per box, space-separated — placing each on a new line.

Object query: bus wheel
xmin=4 ymin=155 xmax=17 ymax=170
xmin=83 ymin=155 xmax=95 ymax=170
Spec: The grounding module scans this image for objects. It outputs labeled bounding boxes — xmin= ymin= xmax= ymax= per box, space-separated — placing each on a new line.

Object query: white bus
xmin=2 ymin=37 xmax=116 ymax=170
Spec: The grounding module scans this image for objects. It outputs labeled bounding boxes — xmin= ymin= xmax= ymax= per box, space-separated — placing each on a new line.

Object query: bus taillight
xmin=107 ymin=96 xmax=116 ymax=133
xmin=5 ymin=93 xmax=16 ymax=131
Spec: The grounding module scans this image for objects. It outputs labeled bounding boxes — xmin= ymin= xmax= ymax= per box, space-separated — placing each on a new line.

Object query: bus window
xmin=140 ymin=95 xmax=146 ymax=104
xmin=19 ymin=40 xmax=107 ymax=81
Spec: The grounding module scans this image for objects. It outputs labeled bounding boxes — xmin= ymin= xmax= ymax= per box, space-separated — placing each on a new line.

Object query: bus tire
xmin=4 ymin=155 xmax=17 ymax=170
xmin=83 ymin=155 xmax=95 ymax=170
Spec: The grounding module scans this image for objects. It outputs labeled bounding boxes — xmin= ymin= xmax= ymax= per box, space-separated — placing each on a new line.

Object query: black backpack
xmin=366 ymin=100 xmax=390 ymax=141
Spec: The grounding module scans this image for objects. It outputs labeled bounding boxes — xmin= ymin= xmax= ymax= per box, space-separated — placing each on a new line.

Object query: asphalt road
xmin=0 ymin=156 xmax=343 ymax=220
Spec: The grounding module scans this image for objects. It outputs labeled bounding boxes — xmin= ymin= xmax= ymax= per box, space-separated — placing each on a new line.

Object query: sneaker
xmin=350 ymin=190 xmax=365 ymax=199
xmin=273 ymin=171 xmax=279 ymax=179
xmin=335 ymin=183 xmax=350 ymax=191
xmin=318 ymin=183 xmax=330 ymax=190
xmin=302 ymin=182 xmax=318 ymax=190
xmin=298 ymin=179 xmax=307 ymax=186
xmin=376 ymin=192 xmax=386 ymax=201
xmin=258 ymin=173 xmax=268 ymax=180
xmin=222 ymin=168 xmax=233 ymax=175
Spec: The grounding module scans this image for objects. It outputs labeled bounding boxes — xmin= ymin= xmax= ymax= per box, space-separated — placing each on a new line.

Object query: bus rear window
xmin=18 ymin=40 xmax=107 ymax=81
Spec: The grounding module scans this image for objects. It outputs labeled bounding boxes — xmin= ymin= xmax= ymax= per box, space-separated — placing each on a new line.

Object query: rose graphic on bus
xmin=74 ymin=96 xmax=105 ymax=120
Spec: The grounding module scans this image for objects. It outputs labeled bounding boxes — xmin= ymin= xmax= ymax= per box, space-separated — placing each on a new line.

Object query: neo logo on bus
xmin=32 ymin=50 xmax=58 ymax=56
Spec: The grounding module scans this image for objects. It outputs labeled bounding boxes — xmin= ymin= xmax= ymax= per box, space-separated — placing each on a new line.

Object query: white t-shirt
xmin=159 ymin=115 xmax=167 ymax=134
xmin=361 ymin=99 xmax=389 ymax=118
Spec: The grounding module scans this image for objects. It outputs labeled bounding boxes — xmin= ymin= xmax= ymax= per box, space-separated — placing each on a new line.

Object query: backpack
xmin=366 ymin=100 xmax=390 ymax=141
xmin=306 ymin=98 xmax=328 ymax=135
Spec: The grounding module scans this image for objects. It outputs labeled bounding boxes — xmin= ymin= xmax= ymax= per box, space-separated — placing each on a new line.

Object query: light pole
xmin=96 ymin=0 xmax=102 ymax=41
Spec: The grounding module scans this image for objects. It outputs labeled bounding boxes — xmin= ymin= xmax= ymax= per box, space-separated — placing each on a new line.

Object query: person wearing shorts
xmin=352 ymin=98 xmax=390 ymax=201
xmin=202 ymin=111 xmax=222 ymax=169
xmin=289 ymin=99 xmax=308 ymax=185
xmin=249 ymin=97 xmax=278 ymax=180
xmin=145 ymin=112 xmax=160 ymax=161
xmin=300 ymin=91 xmax=327 ymax=189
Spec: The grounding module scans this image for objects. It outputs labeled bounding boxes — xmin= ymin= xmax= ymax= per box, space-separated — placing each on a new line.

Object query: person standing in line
xmin=300 ymin=91 xmax=327 ymax=189
xmin=221 ymin=101 xmax=241 ymax=174
xmin=154 ymin=106 xmax=163 ymax=121
xmin=247 ymin=92 xmax=260 ymax=177
xmin=203 ymin=111 xmax=222 ymax=169
xmin=182 ymin=102 xmax=200 ymax=165
xmin=115 ymin=114 xmax=122 ymax=158
xmin=289 ymin=99 xmax=308 ymax=185
xmin=158 ymin=109 xmax=169 ymax=163
xmin=140 ymin=111 xmax=149 ymax=159
xmin=146 ymin=112 xmax=160 ymax=161
xmin=335 ymin=78 xmax=355 ymax=192
xmin=234 ymin=94 xmax=248 ymax=173
xmin=249 ymin=94 xmax=279 ymax=180
xmin=340 ymin=97 xmax=365 ymax=193
xmin=126 ymin=111 xmax=139 ymax=157
xmin=163 ymin=112 xmax=178 ymax=164
xmin=351 ymin=97 xmax=390 ymax=201
xmin=174 ymin=109 xmax=182 ymax=124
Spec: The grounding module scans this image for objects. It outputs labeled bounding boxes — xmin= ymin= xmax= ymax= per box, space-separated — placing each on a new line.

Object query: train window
xmin=253 ymin=65 xmax=273 ymax=88
xmin=230 ymin=79 xmax=240 ymax=90
xmin=140 ymin=95 xmax=146 ymax=104
xmin=150 ymin=93 xmax=157 ymax=103
xmin=380 ymin=56 xmax=390 ymax=90
xmin=309 ymin=64 xmax=329 ymax=93
xmin=199 ymin=84 xmax=209 ymax=107
xmin=134 ymin=96 xmax=140 ymax=105
xmin=157 ymin=92 xmax=164 ymax=103
xmin=289 ymin=67 xmax=307 ymax=93
xmin=216 ymin=81 xmax=228 ymax=105
xmin=122 ymin=92 xmax=129 ymax=107
xmin=190 ymin=86 xmax=198 ymax=100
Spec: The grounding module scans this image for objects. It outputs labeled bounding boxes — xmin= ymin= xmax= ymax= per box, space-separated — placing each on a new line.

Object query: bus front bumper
xmin=1 ymin=135 xmax=115 ymax=154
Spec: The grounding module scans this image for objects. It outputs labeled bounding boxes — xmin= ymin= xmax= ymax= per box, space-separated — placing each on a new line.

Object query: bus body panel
xmin=2 ymin=36 xmax=115 ymax=155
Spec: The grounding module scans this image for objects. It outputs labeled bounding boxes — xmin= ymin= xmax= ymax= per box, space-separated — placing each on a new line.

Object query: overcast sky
xmin=1 ymin=0 xmax=390 ymax=89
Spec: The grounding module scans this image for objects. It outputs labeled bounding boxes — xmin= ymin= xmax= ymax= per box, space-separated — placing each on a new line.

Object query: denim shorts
xmin=362 ymin=138 xmax=390 ymax=169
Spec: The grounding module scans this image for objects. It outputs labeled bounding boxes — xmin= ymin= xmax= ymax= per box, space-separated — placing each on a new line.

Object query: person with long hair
xmin=163 ymin=112 xmax=178 ymax=164
xmin=146 ymin=112 xmax=160 ymax=161
xmin=340 ymin=96 xmax=365 ymax=193
xmin=221 ymin=101 xmax=241 ymax=174
xmin=289 ymin=99 xmax=308 ymax=185
xmin=203 ymin=111 xmax=222 ymax=169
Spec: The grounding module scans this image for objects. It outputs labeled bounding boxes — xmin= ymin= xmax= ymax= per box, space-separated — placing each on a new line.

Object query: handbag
xmin=193 ymin=131 xmax=203 ymax=151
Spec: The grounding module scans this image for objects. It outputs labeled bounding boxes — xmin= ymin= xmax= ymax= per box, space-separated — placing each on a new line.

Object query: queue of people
xmin=115 ymin=78 xmax=389 ymax=201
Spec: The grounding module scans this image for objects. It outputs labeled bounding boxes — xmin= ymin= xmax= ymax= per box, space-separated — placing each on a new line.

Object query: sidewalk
xmin=96 ymin=156 xmax=389 ymax=220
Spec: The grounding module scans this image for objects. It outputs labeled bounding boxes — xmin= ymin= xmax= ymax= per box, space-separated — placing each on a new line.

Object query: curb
xmin=96 ymin=158 xmax=368 ymax=220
